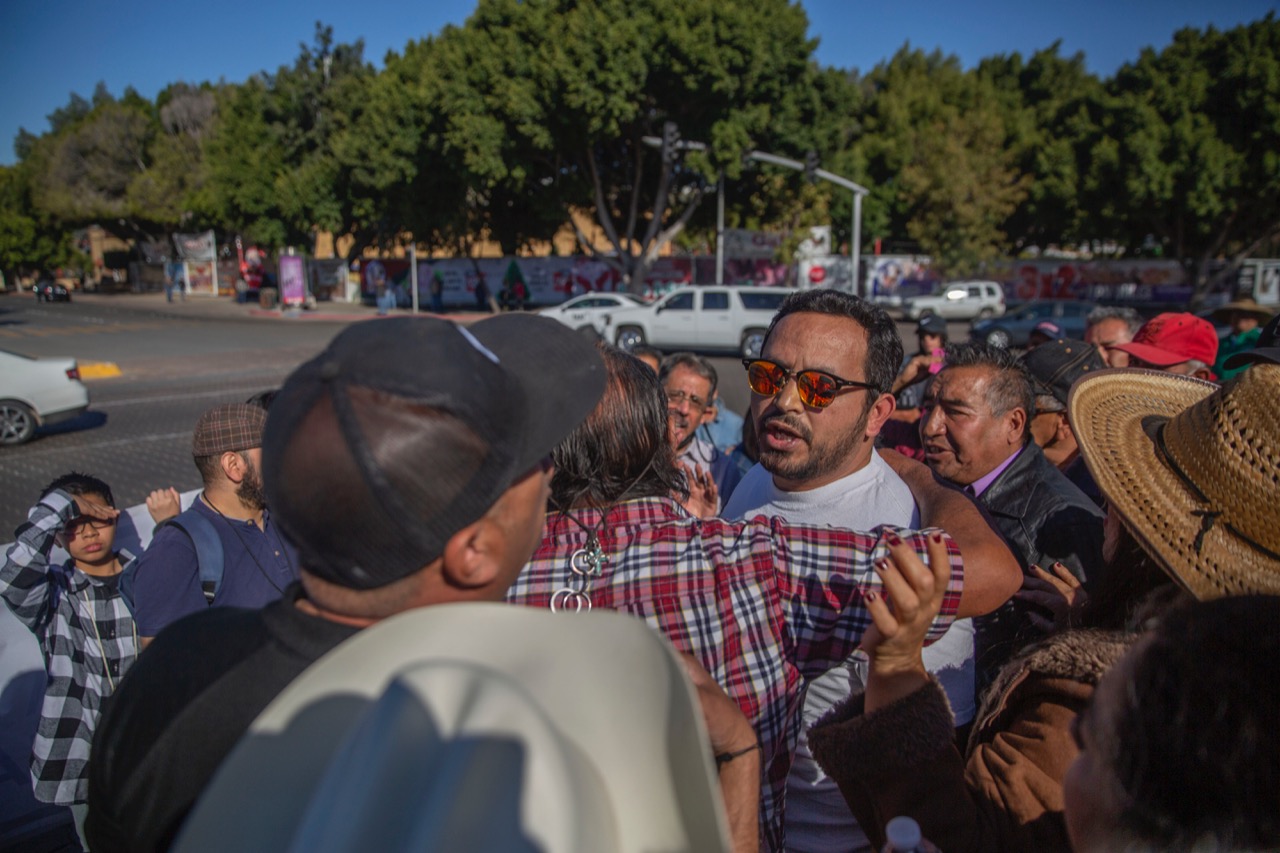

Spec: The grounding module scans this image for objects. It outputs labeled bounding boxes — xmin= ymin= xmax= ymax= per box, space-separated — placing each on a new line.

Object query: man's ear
xmin=220 ymin=451 xmax=245 ymax=484
xmin=1191 ymin=365 xmax=1215 ymax=382
xmin=864 ymin=392 xmax=897 ymax=438
xmin=1006 ymin=406 xmax=1028 ymax=445
xmin=438 ymin=518 xmax=503 ymax=592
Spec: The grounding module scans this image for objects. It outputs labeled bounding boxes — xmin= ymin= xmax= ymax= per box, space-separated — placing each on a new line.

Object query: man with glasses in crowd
xmin=660 ymin=353 xmax=743 ymax=509
xmin=723 ymin=289 xmax=978 ymax=853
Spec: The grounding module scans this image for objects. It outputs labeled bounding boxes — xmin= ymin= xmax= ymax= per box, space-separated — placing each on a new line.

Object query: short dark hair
xmin=658 ymin=352 xmax=718 ymax=399
xmin=42 ymin=472 xmax=115 ymax=507
xmin=941 ymin=342 xmax=1035 ymax=438
xmin=551 ymin=344 xmax=687 ymax=508
xmin=1110 ymin=595 xmax=1280 ymax=849
xmin=763 ymin=289 xmax=903 ymax=393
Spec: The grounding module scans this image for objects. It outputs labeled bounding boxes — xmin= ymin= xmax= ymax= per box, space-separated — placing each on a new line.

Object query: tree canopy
xmin=4 ymin=7 xmax=1277 ymax=300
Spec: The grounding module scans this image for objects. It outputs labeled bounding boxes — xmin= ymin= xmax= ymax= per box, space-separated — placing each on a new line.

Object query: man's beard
xmin=756 ymin=404 xmax=871 ymax=483
xmin=237 ymin=456 xmax=268 ymax=512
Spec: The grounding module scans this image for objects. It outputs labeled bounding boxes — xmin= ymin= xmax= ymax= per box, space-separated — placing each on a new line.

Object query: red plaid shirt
xmin=506 ymin=497 xmax=963 ymax=851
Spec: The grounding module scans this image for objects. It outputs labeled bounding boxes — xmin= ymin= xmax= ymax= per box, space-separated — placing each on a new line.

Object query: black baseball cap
xmin=1022 ymin=338 xmax=1106 ymax=411
xmin=916 ymin=314 xmax=947 ymax=336
xmin=263 ymin=315 xmax=606 ymax=589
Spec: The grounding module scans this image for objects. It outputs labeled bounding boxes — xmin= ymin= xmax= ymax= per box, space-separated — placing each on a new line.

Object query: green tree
xmin=416 ymin=0 xmax=819 ymax=291
xmin=1088 ymin=15 xmax=1280 ymax=299
xmin=856 ymin=47 xmax=1029 ymax=275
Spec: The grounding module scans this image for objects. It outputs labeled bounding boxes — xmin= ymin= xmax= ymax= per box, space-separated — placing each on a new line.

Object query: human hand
xmin=677 ymin=462 xmax=719 ymax=518
xmin=1016 ymin=562 xmax=1088 ymax=634
xmin=71 ymin=495 xmax=120 ymax=524
xmin=146 ymin=487 xmax=182 ymax=524
xmin=861 ymin=531 xmax=952 ymax=679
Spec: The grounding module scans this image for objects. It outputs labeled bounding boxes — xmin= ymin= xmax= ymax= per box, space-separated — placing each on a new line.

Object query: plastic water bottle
xmin=881 ymin=815 xmax=939 ymax=852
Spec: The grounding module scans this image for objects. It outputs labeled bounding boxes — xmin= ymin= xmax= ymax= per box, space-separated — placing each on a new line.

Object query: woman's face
xmin=1063 ymin=637 xmax=1146 ymax=852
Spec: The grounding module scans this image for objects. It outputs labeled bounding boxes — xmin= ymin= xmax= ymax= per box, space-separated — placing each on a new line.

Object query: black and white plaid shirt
xmin=0 ymin=490 xmax=138 ymax=805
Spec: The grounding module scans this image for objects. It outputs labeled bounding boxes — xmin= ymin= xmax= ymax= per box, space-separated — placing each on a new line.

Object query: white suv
xmin=603 ymin=286 xmax=798 ymax=358
xmin=900 ymin=280 xmax=1005 ymax=321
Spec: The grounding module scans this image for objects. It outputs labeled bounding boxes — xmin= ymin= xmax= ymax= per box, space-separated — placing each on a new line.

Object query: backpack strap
xmin=159 ymin=509 xmax=225 ymax=604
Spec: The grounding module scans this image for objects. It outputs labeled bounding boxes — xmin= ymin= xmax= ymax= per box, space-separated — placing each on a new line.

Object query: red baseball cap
xmin=1113 ymin=313 xmax=1219 ymax=369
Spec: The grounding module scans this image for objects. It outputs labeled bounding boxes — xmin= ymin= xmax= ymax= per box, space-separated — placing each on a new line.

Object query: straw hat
xmin=1068 ymin=366 xmax=1280 ymax=599
xmin=174 ymin=605 xmax=729 ymax=853
xmin=1210 ymin=296 xmax=1274 ymax=325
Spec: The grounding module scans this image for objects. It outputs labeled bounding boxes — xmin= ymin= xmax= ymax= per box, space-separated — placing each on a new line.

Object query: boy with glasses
xmin=1 ymin=472 xmax=138 ymax=842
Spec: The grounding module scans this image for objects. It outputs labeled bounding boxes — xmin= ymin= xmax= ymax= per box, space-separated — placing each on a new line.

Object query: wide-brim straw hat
xmin=1210 ymin=297 xmax=1274 ymax=324
xmin=1069 ymin=366 xmax=1280 ymax=599
xmin=174 ymin=605 xmax=729 ymax=853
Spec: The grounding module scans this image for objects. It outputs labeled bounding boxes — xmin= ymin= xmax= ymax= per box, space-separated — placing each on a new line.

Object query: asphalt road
xmin=0 ymin=296 xmax=345 ymax=534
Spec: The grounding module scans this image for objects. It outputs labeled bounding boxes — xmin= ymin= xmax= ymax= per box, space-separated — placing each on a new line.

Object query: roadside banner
xmin=279 ymin=255 xmax=306 ymax=306
xmin=174 ymin=231 xmax=217 ymax=262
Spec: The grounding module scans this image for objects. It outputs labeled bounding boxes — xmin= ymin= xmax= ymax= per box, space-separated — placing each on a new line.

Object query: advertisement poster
xmin=279 ymin=255 xmax=306 ymax=306
xmin=185 ymin=261 xmax=217 ymax=296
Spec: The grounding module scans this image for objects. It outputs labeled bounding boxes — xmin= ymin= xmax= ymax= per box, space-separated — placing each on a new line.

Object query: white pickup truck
xmin=602 ymin=286 xmax=798 ymax=358
xmin=900 ymin=280 xmax=1006 ymax=322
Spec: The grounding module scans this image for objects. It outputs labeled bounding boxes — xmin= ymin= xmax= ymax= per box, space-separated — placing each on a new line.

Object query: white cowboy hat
xmin=173 ymin=605 xmax=730 ymax=853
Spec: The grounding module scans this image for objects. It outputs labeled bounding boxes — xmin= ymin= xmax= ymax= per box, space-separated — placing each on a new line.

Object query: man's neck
xmin=293 ymin=596 xmax=377 ymax=628
xmin=202 ymin=489 xmax=264 ymax=528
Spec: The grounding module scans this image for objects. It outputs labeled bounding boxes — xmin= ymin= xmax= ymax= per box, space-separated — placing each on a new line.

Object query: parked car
xmin=603 ymin=286 xmax=799 ymax=358
xmin=538 ymin=292 xmax=646 ymax=337
xmin=0 ymin=350 xmax=90 ymax=445
xmin=33 ymin=280 xmax=72 ymax=303
xmin=970 ymin=300 xmax=1097 ymax=349
xmin=900 ymin=281 xmax=1005 ymax=321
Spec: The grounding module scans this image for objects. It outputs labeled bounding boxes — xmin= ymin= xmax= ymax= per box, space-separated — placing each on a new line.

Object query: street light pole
xmin=715 ymin=172 xmax=725 ymax=286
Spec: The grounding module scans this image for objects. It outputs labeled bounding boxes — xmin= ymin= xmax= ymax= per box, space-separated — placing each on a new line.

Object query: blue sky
xmin=1 ymin=0 xmax=1275 ymax=166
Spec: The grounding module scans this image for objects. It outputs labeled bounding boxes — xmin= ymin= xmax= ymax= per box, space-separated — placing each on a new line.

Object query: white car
xmin=900 ymin=280 xmax=1006 ymax=321
xmin=0 ymin=350 xmax=90 ymax=445
xmin=603 ymin=286 xmax=799 ymax=358
xmin=539 ymin=292 xmax=647 ymax=337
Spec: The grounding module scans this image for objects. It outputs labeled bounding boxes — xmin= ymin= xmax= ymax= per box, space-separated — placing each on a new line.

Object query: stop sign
xmin=808 ymin=265 xmax=827 ymax=284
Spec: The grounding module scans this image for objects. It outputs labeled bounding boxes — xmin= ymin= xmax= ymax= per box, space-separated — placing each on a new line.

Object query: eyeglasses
xmin=666 ymin=389 xmax=709 ymax=411
xmin=742 ymin=359 xmax=878 ymax=409
xmin=65 ymin=516 xmax=116 ymax=536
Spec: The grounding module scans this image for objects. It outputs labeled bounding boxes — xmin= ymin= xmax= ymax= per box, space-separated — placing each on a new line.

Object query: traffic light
xmin=662 ymin=121 xmax=681 ymax=165
xmin=804 ymin=150 xmax=820 ymax=183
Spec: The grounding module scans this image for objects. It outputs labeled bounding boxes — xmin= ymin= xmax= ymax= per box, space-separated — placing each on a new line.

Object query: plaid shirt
xmin=0 ymin=491 xmax=139 ymax=804
xmin=505 ymin=497 xmax=963 ymax=851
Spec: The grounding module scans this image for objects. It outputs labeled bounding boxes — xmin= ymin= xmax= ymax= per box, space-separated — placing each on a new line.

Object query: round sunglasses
xmin=742 ymin=358 xmax=879 ymax=409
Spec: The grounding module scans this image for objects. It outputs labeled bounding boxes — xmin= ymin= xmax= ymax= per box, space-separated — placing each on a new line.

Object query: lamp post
xmin=640 ymin=135 xmax=871 ymax=294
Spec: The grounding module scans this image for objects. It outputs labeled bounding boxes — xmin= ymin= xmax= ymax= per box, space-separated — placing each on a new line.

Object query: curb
xmin=79 ymin=361 xmax=122 ymax=380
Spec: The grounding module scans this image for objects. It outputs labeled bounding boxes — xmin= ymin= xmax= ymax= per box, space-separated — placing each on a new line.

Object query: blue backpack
xmin=120 ymin=509 xmax=224 ymax=611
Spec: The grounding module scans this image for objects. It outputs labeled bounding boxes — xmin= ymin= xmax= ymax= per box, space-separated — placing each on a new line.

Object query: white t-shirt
xmin=723 ymin=453 xmax=976 ymax=853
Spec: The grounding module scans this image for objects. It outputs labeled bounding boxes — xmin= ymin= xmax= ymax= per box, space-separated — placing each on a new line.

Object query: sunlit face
xmin=236 ymin=448 xmax=267 ymax=512
xmin=920 ymin=366 xmax=1024 ymax=486
xmin=663 ymin=364 xmax=714 ymax=451
xmin=63 ymin=493 xmax=118 ymax=570
xmin=1085 ymin=318 xmax=1133 ymax=368
xmin=751 ymin=312 xmax=881 ymax=490
xmin=1063 ymin=638 xmax=1142 ymax=852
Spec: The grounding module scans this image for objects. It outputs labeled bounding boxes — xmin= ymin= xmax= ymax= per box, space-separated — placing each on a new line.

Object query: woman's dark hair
xmin=550 ymin=344 xmax=687 ymax=509
xmin=42 ymin=472 xmax=115 ymax=507
xmin=1110 ymin=595 xmax=1280 ymax=850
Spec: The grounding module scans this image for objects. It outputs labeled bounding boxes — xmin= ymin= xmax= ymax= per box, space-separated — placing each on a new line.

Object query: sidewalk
xmin=68 ymin=289 xmax=494 ymax=325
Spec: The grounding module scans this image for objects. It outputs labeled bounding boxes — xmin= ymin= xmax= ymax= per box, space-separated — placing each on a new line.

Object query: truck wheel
xmin=615 ymin=327 xmax=645 ymax=352
xmin=0 ymin=401 xmax=37 ymax=445
xmin=740 ymin=329 xmax=767 ymax=360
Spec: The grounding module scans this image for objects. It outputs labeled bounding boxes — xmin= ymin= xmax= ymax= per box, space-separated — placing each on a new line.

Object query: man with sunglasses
xmin=723 ymin=289 xmax=979 ymax=853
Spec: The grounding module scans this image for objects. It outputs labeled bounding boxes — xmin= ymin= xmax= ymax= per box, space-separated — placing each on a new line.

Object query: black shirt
xmin=85 ymin=583 xmax=358 ymax=852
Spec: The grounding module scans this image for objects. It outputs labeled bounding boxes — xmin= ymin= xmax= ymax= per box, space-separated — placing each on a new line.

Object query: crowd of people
xmin=3 ymin=291 xmax=1278 ymax=852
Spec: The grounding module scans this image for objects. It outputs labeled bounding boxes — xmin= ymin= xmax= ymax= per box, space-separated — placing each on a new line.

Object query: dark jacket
xmin=808 ymin=629 xmax=1134 ymax=853
xmin=975 ymin=442 xmax=1105 ymax=688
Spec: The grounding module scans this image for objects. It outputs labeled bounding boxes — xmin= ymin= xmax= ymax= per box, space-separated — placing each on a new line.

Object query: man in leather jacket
xmin=920 ymin=342 xmax=1103 ymax=692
